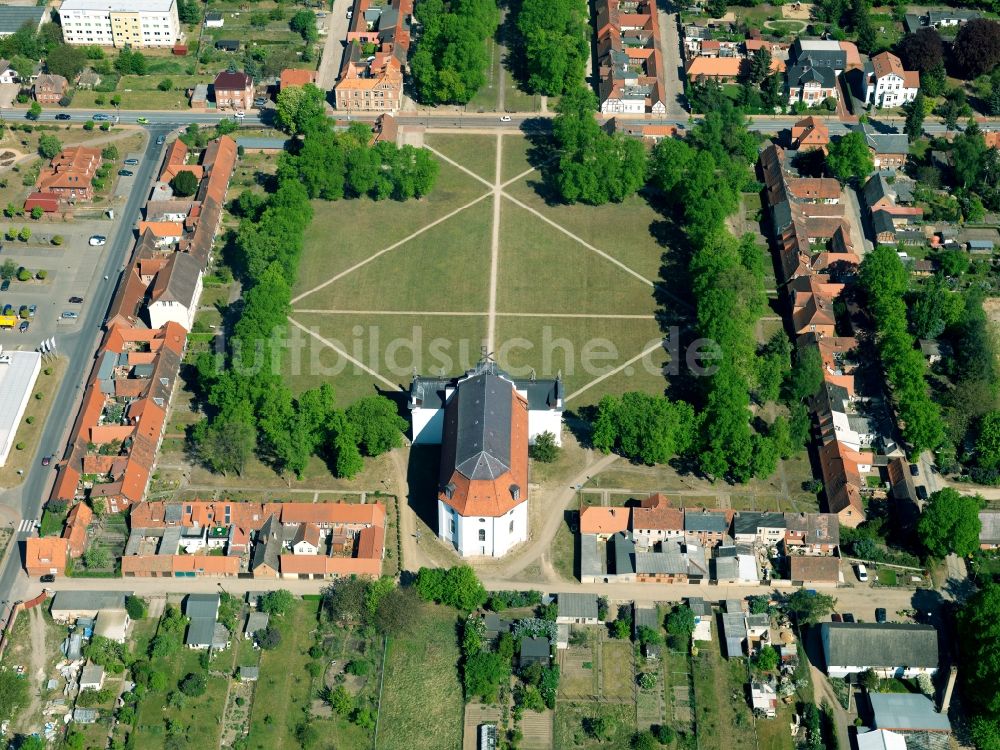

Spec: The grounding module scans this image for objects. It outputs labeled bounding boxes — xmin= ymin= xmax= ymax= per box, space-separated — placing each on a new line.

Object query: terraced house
xmin=596 ymin=0 xmax=666 ymax=114
xmin=334 ymin=0 xmax=411 ymax=112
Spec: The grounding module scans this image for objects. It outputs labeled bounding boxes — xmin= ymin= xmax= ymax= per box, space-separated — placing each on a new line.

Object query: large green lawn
xmin=377 ymin=602 xmax=463 ymax=750
xmin=425 ymin=133 xmax=498 ymax=183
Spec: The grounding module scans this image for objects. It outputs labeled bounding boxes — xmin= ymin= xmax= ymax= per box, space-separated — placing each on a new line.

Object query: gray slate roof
xmin=0 ymin=5 xmax=44 ymax=34
xmin=611 ymin=531 xmax=635 ymax=575
xmin=520 ymin=637 xmax=550 ymax=662
xmin=822 ymin=623 xmax=939 ymax=669
xmin=580 ymin=534 xmax=601 ymax=579
xmin=51 ymin=591 xmax=129 ymax=613
xmin=185 ymin=617 xmax=216 ymax=647
xmin=558 ymin=593 xmax=599 ymax=620
xmin=410 ymin=366 xmax=563 ymax=412
xmin=185 ymin=593 xmax=220 ymax=620
xmin=684 ymin=510 xmax=729 ymax=533
xmin=870 ymin=693 xmax=951 ymax=732
xmin=450 ymin=371 xmax=512 ymax=481
xmin=251 ymin=515 xmax=280 ymax=572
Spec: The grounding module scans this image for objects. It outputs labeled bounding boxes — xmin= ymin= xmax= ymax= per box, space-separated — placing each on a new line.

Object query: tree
xmin=584 ymin=714 xmax=615 ymax=740
xmin=897 ymin=28 xmax=943 ymax=72
xmin=464 ymin=651 xmax=510 ymax=702
xmin=38 ymin=133 xmax=62 ymax=159
xmin=170 ymin=170 xmax=198 ymax=197
xmin=27 ymin=101 xmax=41 ymax=120
xmin=654 ymin=725 xmax=676 ymax=744
xmin=785 ymin=346 xmax=824 ymax=403
xmin=260 ymin=589 xmax=294 ymax=616
xmin=125 ymin=596 xmax=147 ymax=620
xmin=516 ymin=0 xmax=589 ymax=96
xmin=345 ymin=395 xmax=407 ymax=456
xmin=321 ymin=577 xmax=369 ymax=625
xmin=158 ymin=78 xmax=173 ymax=91
xmin=114 ymin=48 xmax=147 ymax=76
xmin=101 ymin=145 xmax=118 ymax=161
xmin=632 ymin=730 xmax=659 ymax=750
xmin=257 ymin=626 xmax=282 ymax=649
xmin=289 ymin=10 xmax=318 ymax=42
xmin=917 ymin=487 xmax=983 ymax=557
xmin=754 ymin=645 xmax=779 ymax=671
xmin=274 ymin=83 xmax=327 ymax=135
xmin=904 ymin=90 xmax=925 ymax=142
xmin=326 ymin=685 xmax=354 ymax=715
xmin=859 ymin=669 xmax=880 ymax=692
xmin=952 ymin=19 xmax=1000 ymax=78
xmin=785 ymin=588 xmax=836 ymax=624
xmin=0 ymin=259 xmax=17 ymax=279
xmin=46 ymin=44 xmax=86 ymax=79
xmin=415 ymin=565 xmax=487 ymax=610
xmin=826 ymin=132 xmax=874 ymax=182
xmin=665 ymin=605 xmax=695 ymax=643
xmin=591 ymin=392 xmax=697 ymax=465
xmin=179 ymin=672 xmax=207 ymax=697
xmin=958 ymin=583 xmax=1000 ymax=720
xmin=977 ymin=411 xmax=1000 ymax=472
xmin=177 ymin=0 xmax=201 ymax=24
xmin=611 ymin=618 xmax=630 ymax=639
xmin=192 ymin=416 xmax=256 ymax=476
xmin=529 ymin=431 xmax=560 ymax=462
xmin=748 ymin=47 xmax=772 ymax=84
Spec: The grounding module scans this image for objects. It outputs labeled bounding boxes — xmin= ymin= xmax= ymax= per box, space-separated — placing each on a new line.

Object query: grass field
xmin=425 ymin=133 xmax=497 ymax=182
xmin=600 ymin=641 xmax=635 ymax=700
xmin=378 ymin=601 xmax=463 ymax=750
xmin=691 ymin=639 xmax=757 ymax=750
xmin=554 ymin=701 xmax=635 ymax=749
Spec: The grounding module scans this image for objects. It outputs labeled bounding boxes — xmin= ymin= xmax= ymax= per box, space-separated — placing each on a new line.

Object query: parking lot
xmin=0 ymin=218 xmax=120 ymax=351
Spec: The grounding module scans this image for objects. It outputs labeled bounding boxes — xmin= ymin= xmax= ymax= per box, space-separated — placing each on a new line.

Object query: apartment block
xmin=59 ymin=0 xmax=180 ymax=48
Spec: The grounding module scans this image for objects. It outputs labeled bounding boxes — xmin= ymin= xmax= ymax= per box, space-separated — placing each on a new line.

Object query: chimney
xmin=939 ymin=665 xmax=958 ymax=715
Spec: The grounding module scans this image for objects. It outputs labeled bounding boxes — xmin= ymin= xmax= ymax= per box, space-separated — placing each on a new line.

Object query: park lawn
xmin=496 ymin=201 xmax=658 ymax=315
xmin=285 ymin=312 xmax=488 ymax=404
xmin=425 ymin=133 xmax=497 ymax=183
xmin=132 ymin=646 xmax=228 ymax=749
xmin=500 ymin=134 xmax=533 ymax=183
xmin=554 ymin=701 xmax=635 ymax=749
xmin=293 ymin=160 xmax=489 ymax=301
xmin=494 ymin=314 xmax=666 ymax=406
xmin=296 ymin=199 xmax=494 ymax=312
xmin=378 ymin=601 xmax=463 ymax=750
xmin=691 ymin=638 xmax=757 ymax=750
xmin=504 ymin=174 xmax=668 ymax=283
xmin=600 ymin=640 xmax=635 ymax=700
xmin=503 ymin=75 xmax=542 ymax=113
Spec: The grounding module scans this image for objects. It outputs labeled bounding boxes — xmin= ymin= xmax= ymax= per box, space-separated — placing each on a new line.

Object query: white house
xmin=820 ymin=623 xmax=939 ymax=679
xmin=204 ymin=11 xmax=224 ymax=28
xmin=428 ymin=360 xmax=530 ymax=557
xmin=79 ymin=662 xmax=105 ymax=691
xmin=0 ymin=59 xmax=18 ymax=84
xmin=868 ymin=52 xmax=919 ymax=108
xmin=291 ymin=523 xmax=321 ymax=555
xmin=409 ymin=361 xmax=563 ymax=448
xmin=147 ymin=252 xmax=202 ymax=331
xmin=59 ymin=0 xmax=181 ymax=48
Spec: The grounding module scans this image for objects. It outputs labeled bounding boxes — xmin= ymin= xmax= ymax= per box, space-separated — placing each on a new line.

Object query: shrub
xmin=51 ymin=235 xmax=63 ymax=246
xmin=345 ymin=659 xmax=371 ymax=676
xmin=25 ymin=416 xmax=33 ymax=425
xmin=14 ymin=442 xmax=24 ymax=450
xmin=157 ymin=78 xmax=173 ymax=91
xmin=101 ymin=145 xmax=119 ymax=161
xmin=34 ymin=392 xmax=43 ymax=400
xmin=257 ymin=626 xmax=281 ymax=649
xmin=125 ymin=596 xmax=147 ymax=619
xmin=36 ymin=270 xmax=47 ymax=280
xmin=178 ymin=672 xmax=206 ymax=697
xmin=18 ymin=227 xmax=30 ymax=241
xmin=29 ymin=206 xmax=43 ymax=220
xmin=16 ymin=268 xmax=30 ymax=281
xmin=83 ymin=121 xmax=95 ymax=131
xmin=43 ymin=367 xmax=52 ymax=375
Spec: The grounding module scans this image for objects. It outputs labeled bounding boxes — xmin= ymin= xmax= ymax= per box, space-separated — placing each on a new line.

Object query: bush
xmin=170 ymin=170 xmax=198 ymax=197
xmin=125 ymin=596 xmax=147 ymax=619
xmin=654 ymin=724 xmax=676 ymax=744
xmin=18 ymin=227 xmax=30 ymax=242
xmin=16 ymin=268 xmax=30 ymax=281
xmin=158 ymin=78 xmax=173 ymax=91
xmin=29 ymin=206 xmax=43 ymax=220
xmin=51 ymin=235 xmax=63 ymax=246
xmin=83 ymin=121 xmax=95 ymax=131
xmin=257 ymin=625 xmax=281 ymax=649
xmin=14 ymin=442 xmax=24 ymax=451
xmin=35 ymin=270 xmax=47 ymax=280
xmin=178 ymin=672 xmax=206 ymax=697
xmin=345 ymin=659 xmax=371 ymax=676
xmin=102 ymin=145 xmax=119 ymax=161
xmin=529 ymin=431 xmax=560 ymax=463
xmin=25 ymin=416 xmax=33 ymax=425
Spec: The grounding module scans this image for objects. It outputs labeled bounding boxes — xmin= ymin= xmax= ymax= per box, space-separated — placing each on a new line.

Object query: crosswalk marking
xmin=17 ymin=519 xmax=35 ymax=533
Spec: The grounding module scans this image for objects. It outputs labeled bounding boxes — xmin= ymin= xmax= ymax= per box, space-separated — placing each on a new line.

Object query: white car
xmin=856 ymin=563 xmax=868 ymax=583
xmin=500 ymin=115 xmax=512 ymax=122
xmin=89 ymin=235 xmax=107 ymax=246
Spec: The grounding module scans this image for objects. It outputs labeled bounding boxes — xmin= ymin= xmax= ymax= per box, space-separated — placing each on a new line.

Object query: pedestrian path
xmin=17 ymin=519 xmax=36 ymax=533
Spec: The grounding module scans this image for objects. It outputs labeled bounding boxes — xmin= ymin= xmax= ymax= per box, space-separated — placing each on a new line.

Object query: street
xmin=0 ymin=124 xmax=173 ymax=620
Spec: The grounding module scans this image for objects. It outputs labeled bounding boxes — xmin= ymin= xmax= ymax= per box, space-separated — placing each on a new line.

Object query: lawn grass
xmin=554 ymin=701 xmax=635 ymax=749
xmin=691 ymin=638 xmax=757 ymax=750
xmin=425 ymin=133 xmax=497 ymax=183
xmin=877 ymin=568 xmax=898 ymax=586
xmin=71 ymin=76 xmax=205 ymax=112
xmin=295 ymin=199 xmax=494 ymax=312
xmin=600 ymin=640 xmax=635 ymax=700
xmin=500 ymin=134 xmax=533 ymax=183
xmin=503 ymin=75 xmax=542 ymax=113
xmin=551 ymin=513 xmax=577 ymax=581
xmin=378 ymin=601 xmax=463 ymax=750
xmin=496 ymin=201 xmax=657 ymax=315
xmin=293 ymin=160 xmax=489 ymax=301
xmin=466 ymin=39 xmax=502 ymax=113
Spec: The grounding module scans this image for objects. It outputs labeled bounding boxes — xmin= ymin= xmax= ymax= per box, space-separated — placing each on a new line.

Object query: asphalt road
xmin=0 ymin=124 xmax=173 ymax=619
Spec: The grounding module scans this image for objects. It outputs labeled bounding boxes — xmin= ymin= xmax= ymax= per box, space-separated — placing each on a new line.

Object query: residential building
xmin=596 ymin=0 xmax=667 ymax=114
xmin=213 ymin=70 xmax=253 ymax=111
xmin=579 ymin=506 xmax=630 ymax=539
xmin=631 ymin=493 xmax=684 ymax=547
xmin=783 ymin=512 xmax=839 ymax=554
xmin=720 ymin=600 xmax=770 ymax=659
xmin=59 ymin=0 xmax=181 ymax=48
xmin=62 ymin=502 xmax=93 ymax=558
xmin=0 ymin=349 xmax=41 ymax=467
xmin=147 ymin=252 xmax=203 ymax=330
xmin=32 ymin=73 xmax=68 ymax=104
xmin=244 ymin=611 xmax=269 ymax=638
xmin=204 ymin=11 xmax=223 ymax=28
xmin=291 ymin=523 xmax=322 ymax=555
xmin=820 ymin=622 xmax=939 ymax=679
xmin=789 ymin=556 xmax=840 ymax=586
xmin=925 ymin=9 xmax=980 ymax=27
xmin=279 ymin=68 xmax=316 ymax=89
xmin=818 ymin=440 xmax=869 ymax=527
xmin=431 ymin=360 xmax=528 ymax=558
xmin=35 ymin=146 xmax=102 ymax=202
xmin=24 ymin=537 xmax=68 ymax=577
xmin=684 ymin=509 xmax=730 ymax=547
xmin=184 ymin=593 xmax=228 ymax=649
xmin=790 ymin=116 xmax=830 ymax=151
xmin=685 ymin=56 xmax=744 ymax=82
xmin=732 ymin=512 xmax=786 ymax=546
xmin=334 ymin=0 xmax=411 ymax=112
xmin=869 ymin=693 xmax=951 ymax=734
xmin=409 ymin=362 xmax=563 ymax=447
xmin=789 ymin=274 xmax=843 ymax=338
xmin=784 ymin=39 xmax=860 ymax=105
xmin=556 ymin=593 xmax=600 ymax=624
xmin=867 ymin=52 xmax=919 ymax=108
xmin=0 ymin=59 xmax=18 ymax=85
xmin=851 ymin=123 xmax=909 ymax=170
xmin=688 ymin=597 xmax=713 ymax=642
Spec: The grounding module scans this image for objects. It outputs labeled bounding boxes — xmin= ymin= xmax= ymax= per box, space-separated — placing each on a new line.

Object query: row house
xmin=334 ymin=0 xmax=411 ymax=112
xmin=596 ymin=0 xmax=666 ymax=114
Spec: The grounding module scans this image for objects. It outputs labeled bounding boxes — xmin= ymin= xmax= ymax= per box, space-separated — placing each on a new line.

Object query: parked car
xmin=842 ymin=613 xmax=856 ymax=623
xmin=68 ymin=296 xmax=83 ymax=304
xmin=831 ymin=613 xmax=843 ymax=623
xmin=89 ymin=235 xmax=106 ymax=246
xmin=2 ymin=304 xmax=12 ymax=316
xmin=253 ymin=97 xmax=267 ymax=108
xmin=18 ymin=321 xmax=28 ymax=332
xmin=123 ymin=158 xmax=139 ymax=166
xmin=27 ymin=304 xmax=35 ymax=317
xmin=40 ymin=574 xmax=55 ymax=583
xmin=41 ymin=455 xmax=50 ymax=466
xmin=93 ymin=113 xmax=111 ymax=121
xmin=500 ymin=115 xmax=512 ymax=122
xmin=916 ymin=485 xmax=929 ymax=501
xmin=61 ymin=311 xmax=78 ymax=319
xmin=55 ymin=113 xmax=71 ymax=120
xmin=0 ymin=279 xmax=8 ymax=291
xmin=875 ymin=608 xmax=887 ymax=623
xmin=909 ymin=463 xmax=919 ymax=477
xmin=856 ymin=563 xmax=868 ymax=582
xmin=118 ymin=169 xmax=133 ymax=177
xmin=156 ymin=135 xmax=165 ymax=145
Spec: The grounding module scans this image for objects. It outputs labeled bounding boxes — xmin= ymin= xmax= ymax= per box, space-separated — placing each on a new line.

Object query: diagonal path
xmin=423 ymin=144 xmax=494 ymax=190
xmin=564 ymin=338 xmax=667 ymax=404
xmin=486 ymin=133 xmax=503 ymax=353
xmin=287 ymin=317 xmax=403 ymax=392
xmin=289 ymin=190 xmax=492 ymax=305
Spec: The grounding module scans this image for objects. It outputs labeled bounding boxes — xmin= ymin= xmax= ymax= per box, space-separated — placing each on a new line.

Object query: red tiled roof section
xmin=632 ymin=492 xmax=684 ymax=531
xmin=280 ymin=68 xmax=316 ymax=88
xmin=579 ymin=506 xmax=631 ymax=535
